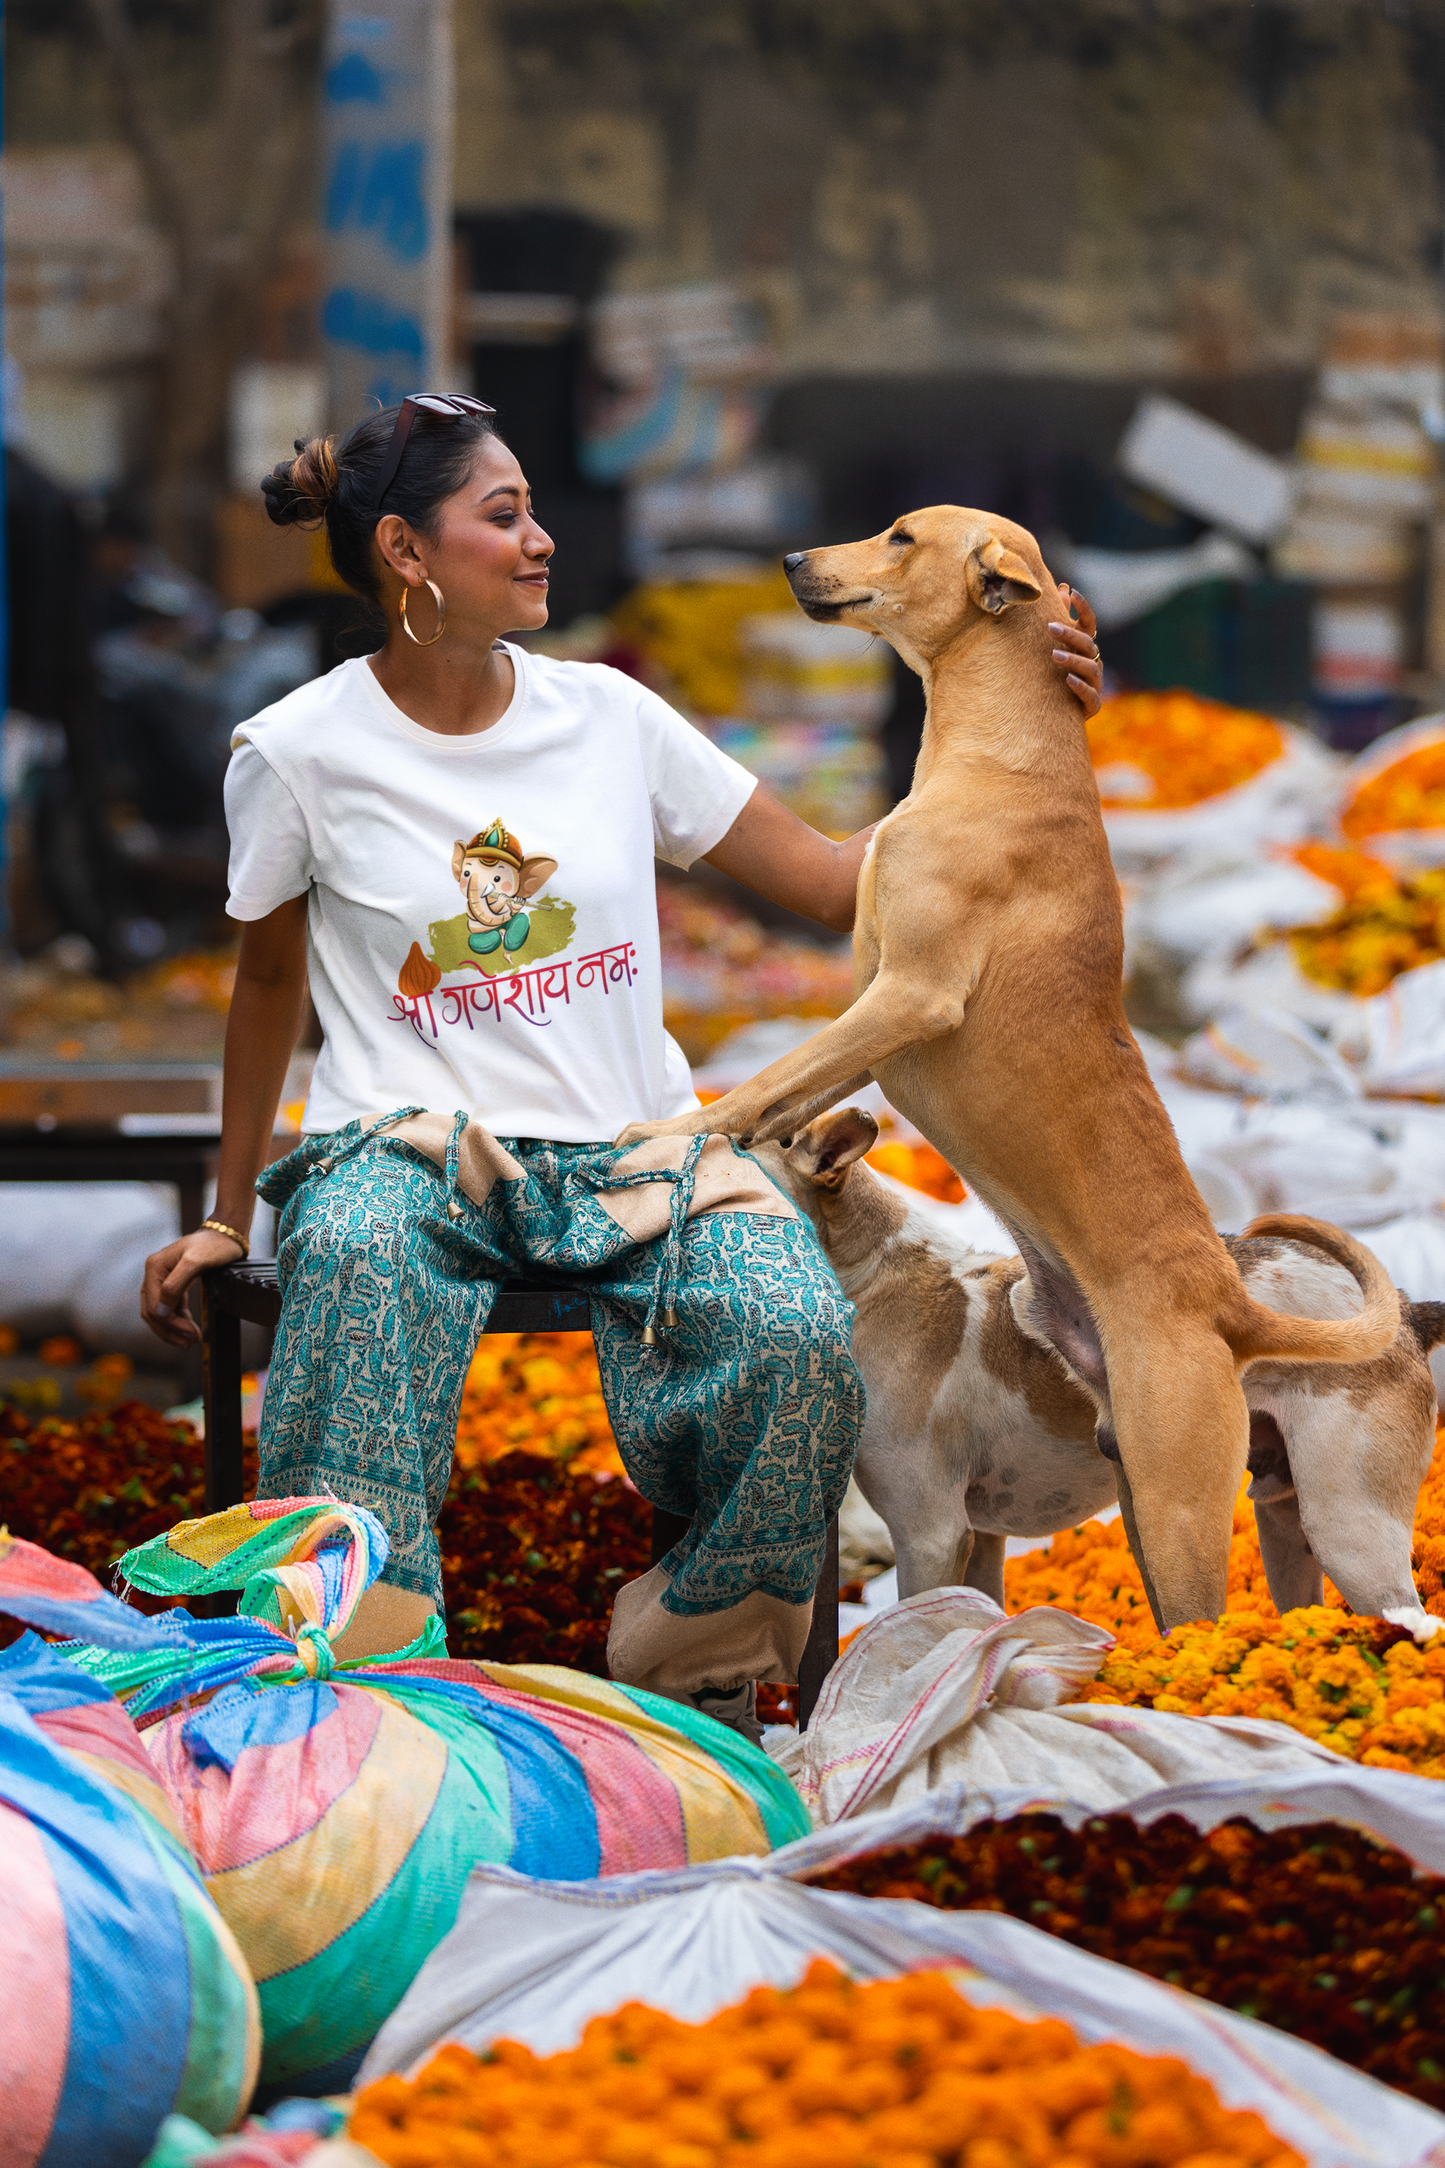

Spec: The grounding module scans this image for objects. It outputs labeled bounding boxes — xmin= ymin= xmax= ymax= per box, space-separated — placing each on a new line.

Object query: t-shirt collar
xmin=358 ymin=643 xmax=529 ymax=752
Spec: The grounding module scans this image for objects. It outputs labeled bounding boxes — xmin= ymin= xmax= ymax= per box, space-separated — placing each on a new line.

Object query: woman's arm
xmin=140 ymin=894 xmax=310 ymax=1347
xmin=704 ymin=791 xmax=873 ymax=934
xmin=706 ymin=590 xmax=1105 ymax=935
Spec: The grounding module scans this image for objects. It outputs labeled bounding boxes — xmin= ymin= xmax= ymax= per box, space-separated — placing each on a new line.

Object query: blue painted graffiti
xmin=325 ymin=138 xmax=429 ymax=261
xmin=322 ymin=288 xmax=426 ymax=361
xmin=324 ymin=51 xmax=385 ymax=104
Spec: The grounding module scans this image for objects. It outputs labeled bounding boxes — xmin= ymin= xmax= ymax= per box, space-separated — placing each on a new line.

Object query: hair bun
xmin=262 ymin=434 xmax=340 ymax=528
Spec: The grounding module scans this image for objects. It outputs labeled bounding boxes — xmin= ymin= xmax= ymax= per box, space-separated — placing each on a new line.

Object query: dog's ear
xmin=785 ymin=1107 xmax=880 ymax=1189
xmin=966 ymin=536 xmax=1042 ymax=617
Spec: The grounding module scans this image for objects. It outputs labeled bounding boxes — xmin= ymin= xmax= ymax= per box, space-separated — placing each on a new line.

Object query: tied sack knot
xmin=293 ymin=1619 xmax=336 ymax=1680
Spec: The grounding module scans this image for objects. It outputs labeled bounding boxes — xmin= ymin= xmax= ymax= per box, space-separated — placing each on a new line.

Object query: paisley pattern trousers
xmin=254 ymin=1114 xmax=863 ymax=1641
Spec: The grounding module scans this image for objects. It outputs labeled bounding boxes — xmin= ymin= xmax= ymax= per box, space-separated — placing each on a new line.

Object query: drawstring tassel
xmin=306 ymin=1106 xmax=426 ymax=1184
xmin=644 ymin=1133 xmax=705 ymax=1350
xmin=443 ymin=1107 xmax=468 ymax=1225
xmin=576 ymin=1131 xmax=708 ymax=1351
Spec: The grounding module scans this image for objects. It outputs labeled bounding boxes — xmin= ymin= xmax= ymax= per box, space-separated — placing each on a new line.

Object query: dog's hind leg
xmin=1272 ymin=1386 xmax=1439 ymax=1637
xmin=962 ymin=1530 xmax=1006 ymax=1608
xmin=1253 ymin=1490 xmax=1324 ymax=1612
xmin=893 ymin=1506 xmax=978 ymax=1600
xmin=1105 ymin=1335 xmax=1249 ymax=1629
xmin=1244 ymin=1408 xmax=1324 ymax=1612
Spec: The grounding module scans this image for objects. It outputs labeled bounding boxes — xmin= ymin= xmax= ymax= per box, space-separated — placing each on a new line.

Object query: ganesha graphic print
xmin=392 ymin=815 xmax=637 ymax=1042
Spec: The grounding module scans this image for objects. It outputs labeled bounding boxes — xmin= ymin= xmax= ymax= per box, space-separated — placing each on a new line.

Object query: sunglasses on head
xmin=372 ymin=392 xmax=496 ymax=516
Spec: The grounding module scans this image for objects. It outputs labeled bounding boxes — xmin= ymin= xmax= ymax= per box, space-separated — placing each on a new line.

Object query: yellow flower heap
xmin=1287 ymin=843 xmax=1445 ymax=998
xmin=1005 ymin=1428 xmax=1445 ymax=1777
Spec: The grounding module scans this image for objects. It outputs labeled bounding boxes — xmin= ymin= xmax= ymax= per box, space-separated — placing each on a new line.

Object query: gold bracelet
xmin=201 ymin=1218 xmax=250 ymax=1258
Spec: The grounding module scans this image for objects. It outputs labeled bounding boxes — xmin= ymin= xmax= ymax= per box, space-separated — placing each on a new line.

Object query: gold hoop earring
xmin=400 ymin=579 xmax=446 ymax=646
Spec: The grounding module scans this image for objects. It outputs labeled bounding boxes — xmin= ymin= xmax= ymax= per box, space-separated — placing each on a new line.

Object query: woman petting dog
xmin=137 ymin=392 xmax=1104 ymax=1731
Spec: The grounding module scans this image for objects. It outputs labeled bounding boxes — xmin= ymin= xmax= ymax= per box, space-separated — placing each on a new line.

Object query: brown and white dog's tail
xmin=1222 ymin=1213 xmax=1400 ymax=1369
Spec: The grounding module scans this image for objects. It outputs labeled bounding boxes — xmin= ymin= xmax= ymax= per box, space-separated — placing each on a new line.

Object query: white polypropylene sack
xmin=1326 ymin=957 xmax=1445 ymax=1097
xmin=0 ymin=1183 xmax=180 ymax=1359
xmin=1102 ymin=725 xmax=1340 ymax=873
xmin=357 ymin=1863 xmax=1445 ymax=2168
xmin=771 ymin=1589 xmax=1337 ymax=1826
xmin=1126 ymin=846 xmax=1344 ymax=971
xmin=1052 ymin=530 xmax=1256 ymax=629
xmin=1182 ymin=941 xmax=1361 ymax=1031
xmin=1144 ymin=1075 xmax=1445 ymax=1233
xmin=1176 ymin=1004 xmax=1362 ymax=1100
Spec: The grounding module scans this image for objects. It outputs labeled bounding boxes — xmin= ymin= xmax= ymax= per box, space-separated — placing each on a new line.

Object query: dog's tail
xmin=1222 ymin=1213 xmax=1399 ymax=1370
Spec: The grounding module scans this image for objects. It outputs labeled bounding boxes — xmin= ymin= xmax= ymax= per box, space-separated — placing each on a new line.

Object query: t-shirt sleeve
xmin=224 ymin=737 xmax=313 ymax=921
xmin=632 ymin=681 xmax=757 ymax=869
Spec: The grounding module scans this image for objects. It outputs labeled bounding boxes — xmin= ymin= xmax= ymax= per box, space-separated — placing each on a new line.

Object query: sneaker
xmin=693 ymin=1680 xmax=765 ymax=1747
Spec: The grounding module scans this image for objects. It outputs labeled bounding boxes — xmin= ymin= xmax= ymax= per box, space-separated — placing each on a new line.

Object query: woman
xmin=141 ymin=395 xmax=1102 ymax=1731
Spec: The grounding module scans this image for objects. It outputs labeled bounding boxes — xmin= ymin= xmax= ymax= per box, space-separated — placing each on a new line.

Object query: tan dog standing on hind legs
xmin=617 ymin=506 xmax=1400 ymax=1631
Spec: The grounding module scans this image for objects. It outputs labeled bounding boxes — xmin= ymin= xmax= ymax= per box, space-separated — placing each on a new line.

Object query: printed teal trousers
xmin=254 ymin=1114 xmax=863 ymax=1624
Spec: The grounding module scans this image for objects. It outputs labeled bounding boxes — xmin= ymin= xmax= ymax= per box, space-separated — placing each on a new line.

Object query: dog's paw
xmin=1383 ymin=1603 xmax=1444 ymax=1643
xmin=613 ymin=1117 xmax=689 ymax=1148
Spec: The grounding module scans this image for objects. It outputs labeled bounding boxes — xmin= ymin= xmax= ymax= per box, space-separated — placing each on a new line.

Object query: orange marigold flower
xmin=1343 ymin=738 xmax=1445 ymax=840
xmin=453 ymin=1332 xmax=625 ymax=1477
xmin=1087 ymin=691 xmax=1282 ymax=811
xmin=1009 ymin=1425 xmax=1445 ymax=1777
xmin=349 ymin=1961 xmax=1301 ymax=2168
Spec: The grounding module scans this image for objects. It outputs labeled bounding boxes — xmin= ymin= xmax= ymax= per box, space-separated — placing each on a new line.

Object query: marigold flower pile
xmin=442 ymin=1447 xmax=651 ymax=1671
xmin=1087 ymin=690 xmax=1283 ymax=810
xmin=455 ymin=1333 xmax=625 ymax=1477
xmin=1343 ymin=736 xmax=1445 ymax=842
xmin=1004 ymin=1428 xmax=1445 ymax=1776
xmin=349 ymin=1957 xmax=1302 ymax=2168
xmin=813 ymin=1811 xmax=1445 ymax=2109
xmin=0 ymin=1397 xmax=233 ymax=1597
xmin=608 ymin=569 xmax=800 ymax=717
xmin=1284 ymin=842 xmax=1445 ymax=997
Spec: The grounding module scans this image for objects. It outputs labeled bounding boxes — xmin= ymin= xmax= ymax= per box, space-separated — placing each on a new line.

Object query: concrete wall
xmin=7 ymin=0 xmax=1445 ymax=494
xmin=452 ymin=0 xmax=1445 ymax=380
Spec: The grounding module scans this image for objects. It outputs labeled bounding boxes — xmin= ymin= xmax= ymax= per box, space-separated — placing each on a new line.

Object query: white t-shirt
xmin=225 ymin=648 xmax=756 ymax=1139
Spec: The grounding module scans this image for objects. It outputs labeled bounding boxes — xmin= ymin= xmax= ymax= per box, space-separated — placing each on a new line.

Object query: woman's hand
xmin=1050 ymin=585 xmax=1103 ymax=716
xmin=141 ymin=1226 xmax=248 ymax=1348
xmin=137 ymin=893 xmax=309 ymax=1349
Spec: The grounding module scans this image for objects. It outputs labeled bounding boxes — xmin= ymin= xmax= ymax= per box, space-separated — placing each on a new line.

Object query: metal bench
xmin=200 ymin=1260 xmax=839 ymax=1726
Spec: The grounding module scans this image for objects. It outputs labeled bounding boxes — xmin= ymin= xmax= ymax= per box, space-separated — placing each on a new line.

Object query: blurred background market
xmin=13 ymin=0 xmax=1445 ymax=1501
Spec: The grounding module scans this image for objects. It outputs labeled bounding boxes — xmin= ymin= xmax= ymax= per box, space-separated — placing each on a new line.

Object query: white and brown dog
xmin=766 ymin=1107 xmax=1445 ymax=1641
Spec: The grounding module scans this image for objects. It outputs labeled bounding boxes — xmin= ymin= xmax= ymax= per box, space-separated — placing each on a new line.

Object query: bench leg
xmin=797 ymin=1514 xmax=840 ymax=1731
xmin=201 ymin=1279 xmax=246 ymax=1513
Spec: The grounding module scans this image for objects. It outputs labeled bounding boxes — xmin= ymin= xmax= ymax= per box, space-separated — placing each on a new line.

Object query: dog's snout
xmin=783 ymin=552 xmax=807 ymax=572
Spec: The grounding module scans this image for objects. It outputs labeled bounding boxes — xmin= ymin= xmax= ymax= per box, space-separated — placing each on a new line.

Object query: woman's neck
xmin=368 ymin=616 xmax=516 ymax=738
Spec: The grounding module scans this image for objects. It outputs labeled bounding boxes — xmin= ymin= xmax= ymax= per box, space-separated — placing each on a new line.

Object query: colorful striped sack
xmin=0 ymin=1533 xmax=260 ymax=2168
xmin=65 ymin=1496 xmax=809 ymax=2096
